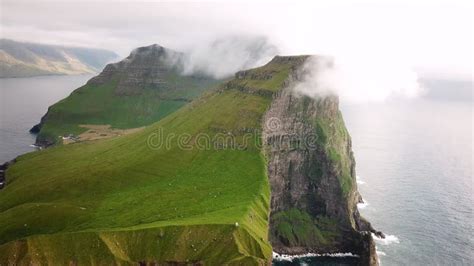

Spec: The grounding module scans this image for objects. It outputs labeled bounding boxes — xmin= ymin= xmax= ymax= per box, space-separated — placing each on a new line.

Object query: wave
xmin=375 ymin=247 xmax=386 ymax=265
xmin=356 ymin=175 xmax=366 ymax=185
xmin=375 ymin=246 xmax=386 ymax=256
xmin=373 ymin=233 xmax=400 ymax=245
xmin=273 ymin=251 xmax=359 ymax=261
xmin=357 ymin=200 xmax=369 ymax=209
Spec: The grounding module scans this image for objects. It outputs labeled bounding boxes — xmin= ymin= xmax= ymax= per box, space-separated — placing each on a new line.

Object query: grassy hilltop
xmin=0 ymin=57 xmax=302 ymax=265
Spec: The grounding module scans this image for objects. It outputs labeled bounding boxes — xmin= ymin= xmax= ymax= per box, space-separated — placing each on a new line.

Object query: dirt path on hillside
xmin=63 ymin=124 xmax=145 ymax=144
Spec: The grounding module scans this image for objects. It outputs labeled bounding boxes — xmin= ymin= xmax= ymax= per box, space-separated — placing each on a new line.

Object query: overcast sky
xmin=1 ymin=0 xmax=472 ymax=80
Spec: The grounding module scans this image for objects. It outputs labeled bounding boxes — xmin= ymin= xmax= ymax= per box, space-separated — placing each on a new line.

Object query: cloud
xmin=293 ymin=54 xmax=424 ymax=103
xmin=178 ymin=35 xmax=278 ymax=79
xmin=1 ymin=0 xmax=472 ymax=80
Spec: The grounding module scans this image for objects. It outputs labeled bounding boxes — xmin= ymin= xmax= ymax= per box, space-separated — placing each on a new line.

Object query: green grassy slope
xmin=34 ymin=45 xmax=219 ymax=146
xmin=37 ymin=74 xmax=216 ymax=144
xmin=0 ymin=57 xmax=303 ymax=265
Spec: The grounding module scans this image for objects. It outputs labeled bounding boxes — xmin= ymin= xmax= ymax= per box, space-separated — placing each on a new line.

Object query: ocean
xmin=0 ymin=76 xmax=472 ymax=265
xmin=0 ymin=74 xmax=93 ymax=163
xmin=341 ymin=98 xmax=473 ymax=265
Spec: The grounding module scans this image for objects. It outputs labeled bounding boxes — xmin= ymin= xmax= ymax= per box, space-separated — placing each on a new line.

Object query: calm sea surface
xmin=0 ymin=74 xmax=93 ymax=163
xmin=0 ymin=76 xmax=472 ymax=265
xmin=341 ymin=98 xmax=473 ymax=265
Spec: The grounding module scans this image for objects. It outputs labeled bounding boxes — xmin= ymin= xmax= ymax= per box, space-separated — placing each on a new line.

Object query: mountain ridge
xmin=0 ymin=39 xmax=118 ymax=78
xmin=30 ymin=43 xmax=220 ymax=147
xmin=1 ymin=53 xmax=379 ymax=265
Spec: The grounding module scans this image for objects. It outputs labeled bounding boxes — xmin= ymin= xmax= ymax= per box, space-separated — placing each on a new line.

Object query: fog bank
xmin=293 ymin=54 xmax=424 ymax=103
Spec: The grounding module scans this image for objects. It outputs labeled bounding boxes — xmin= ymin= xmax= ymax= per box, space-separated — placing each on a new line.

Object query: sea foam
xmin=357 ymin=200 xmax=369 ymax=209
xmin=373 ymin=233 xmax=400 ymax=245
xmin=273 ymin=251 xmax=359 ymax=262
xmin=375 ymin=246 xmax=386 ymax=256
xmin=356 ymin=175 xmax=366 ymax=185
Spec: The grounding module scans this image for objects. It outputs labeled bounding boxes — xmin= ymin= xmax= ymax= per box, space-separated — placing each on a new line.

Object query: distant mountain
xmin=0 ymin=39 xmax=118 ymax=78
xmin=31 ymin=44 xmax=220 ymax=146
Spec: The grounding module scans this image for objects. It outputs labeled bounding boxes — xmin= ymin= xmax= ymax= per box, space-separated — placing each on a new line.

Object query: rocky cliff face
xmin=87 ymin=44 xmax=185 ymax=96
xmin=261 ymin=56 xmax=380 ymax=265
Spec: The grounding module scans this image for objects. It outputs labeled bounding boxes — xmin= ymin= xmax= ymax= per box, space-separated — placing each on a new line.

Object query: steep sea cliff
xmin=260 ymin=56 xmax=380 ymax=265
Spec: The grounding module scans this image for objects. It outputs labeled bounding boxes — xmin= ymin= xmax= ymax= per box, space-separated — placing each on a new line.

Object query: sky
xmin=0 ymin=0 xmax=472 ymax=81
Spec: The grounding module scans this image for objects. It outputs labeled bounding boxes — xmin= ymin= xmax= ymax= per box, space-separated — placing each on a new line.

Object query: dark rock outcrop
xmin=0 ymin=160 xmax=15 ymax=190
xmin=29 ymin=107 xmax=55 ymax=148
xmin=261 ymin=56 xmax=380 ymax=265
